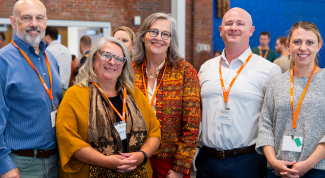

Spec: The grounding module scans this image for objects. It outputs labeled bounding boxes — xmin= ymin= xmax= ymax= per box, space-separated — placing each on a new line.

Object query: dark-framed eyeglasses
xmin=147 ymin=29 xmax=171 ymax=40
xmin=97 ymin=51 xmax=127 ymax=66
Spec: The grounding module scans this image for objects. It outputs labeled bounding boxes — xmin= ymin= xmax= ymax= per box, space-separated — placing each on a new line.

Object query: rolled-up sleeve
xmin=318 ymin=135 xmax=325 ymax=144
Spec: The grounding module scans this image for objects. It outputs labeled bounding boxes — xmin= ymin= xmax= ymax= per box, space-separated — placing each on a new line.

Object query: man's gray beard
xmin=16 ymin=26 xmax=45 ymax=48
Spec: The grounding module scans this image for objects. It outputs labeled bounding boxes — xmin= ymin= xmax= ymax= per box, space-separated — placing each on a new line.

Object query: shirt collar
xmin=12 ymin=34 xmax=48 ymax=55
xmin=49 ymin=40 xmax=60 ymax=46
xmin=155 ymin=59 xmax=166 ymax=73
xmin=221 ymin=46 xmax=252 ymax=65
xmin=84 ymin=49 xmax=90 ymax=55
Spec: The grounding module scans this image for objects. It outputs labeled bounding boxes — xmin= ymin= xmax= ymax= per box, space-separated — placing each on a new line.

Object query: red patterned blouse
xmin=132 ymin=59 xmax=201 ymax=175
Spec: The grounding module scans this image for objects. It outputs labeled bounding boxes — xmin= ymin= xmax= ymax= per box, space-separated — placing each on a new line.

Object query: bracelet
xmin=139 ymin=150 xmax=148 ymax=164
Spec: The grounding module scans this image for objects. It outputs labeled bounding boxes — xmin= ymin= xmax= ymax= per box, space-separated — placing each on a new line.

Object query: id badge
xmin=114 ymin=121 xmax=127 ymax=140
xmin=51 ymin=110 xmax=57 ymax=128
xmin=215 ymin=109 xmax=234 ymax=125
xmin=282 ymin=136 xmax=303 ymax=152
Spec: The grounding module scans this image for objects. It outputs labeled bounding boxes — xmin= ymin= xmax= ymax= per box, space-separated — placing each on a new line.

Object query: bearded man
xmin=0 ymin=0 xmax=62 ymax=177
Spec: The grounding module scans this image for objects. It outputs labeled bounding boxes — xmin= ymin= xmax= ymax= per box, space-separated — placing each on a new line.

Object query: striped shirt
xmin=0 ymin=35 xmax=62 ymax=174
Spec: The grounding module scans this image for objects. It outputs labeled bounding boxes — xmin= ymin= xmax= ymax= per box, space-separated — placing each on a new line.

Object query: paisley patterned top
xmin=132 ymin=59 xmax=201 ymax=175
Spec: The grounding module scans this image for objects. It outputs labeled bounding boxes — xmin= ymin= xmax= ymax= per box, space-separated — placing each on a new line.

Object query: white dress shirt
xmin=47 ymin=40 xmax=71 ymax=89
xmin=198 ymin=47 xmax=281 ymax=150
xmin=146 ymin=60 xmax=166 ymax=113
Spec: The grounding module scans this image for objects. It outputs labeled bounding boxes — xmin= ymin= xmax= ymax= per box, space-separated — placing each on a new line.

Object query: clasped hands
xmin=107 ymin=152 xmax=144 ymax=173
xmin=270 ymin=159 xmax=313 ymax=178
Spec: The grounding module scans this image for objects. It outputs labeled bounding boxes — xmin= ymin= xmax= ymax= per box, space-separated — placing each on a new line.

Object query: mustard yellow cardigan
xmin=56 ymin=85 xmax=161 ymax=178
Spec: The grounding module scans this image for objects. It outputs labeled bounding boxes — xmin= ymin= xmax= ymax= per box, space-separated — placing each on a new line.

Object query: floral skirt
xmin=89 ymin=164 xmax=148 ymax=178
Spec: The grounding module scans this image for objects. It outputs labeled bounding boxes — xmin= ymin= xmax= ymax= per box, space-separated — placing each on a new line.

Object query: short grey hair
xmin=75 ymin=36 xmax=134 ymax=93
xmin=132 ymin=12 xmax=182 ymax=65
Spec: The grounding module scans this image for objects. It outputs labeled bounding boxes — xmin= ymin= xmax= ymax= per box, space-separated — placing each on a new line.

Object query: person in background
xmin=69 ymin=54 xmax=77 ymax=87
xmin=132 ymin=12 xmax=201 ymax=178
xmin=252 ymin=31 xmax=278 ymax=62
xmin=197 ymin=8 xmax=281 ymax=178
xmin=213 ymin=49 xmax=222 ymax=57
xmin=79 ymin=35 xmax=92 ymax=67
xmin=0 ymin=0 xmax=62 ymax=177
xmin=113 ymin=26 xmax=136 ymax=57
xmin=43 ymin=26 xmax=72 ymax=93
xmin=57 ymin=36 xmax=161 ymax=178
xmin=273 ymin=36 xmax=291 ymax=73
xmin=257 ymin=21 xmax=325 ymax=178
xmin=0 ymin=32 xmax=5 ymax=49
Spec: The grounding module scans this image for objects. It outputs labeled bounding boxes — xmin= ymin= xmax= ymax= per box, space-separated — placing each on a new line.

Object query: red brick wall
xmin=0 ymin=0 xmax=171 ymax=35
xmin=190 ymin=0 xmax=213 ymax=71
xmin=185 ymin=0 xmax=194 ymax=66
xmin=0 ymin=0 xmax=213 ymax=70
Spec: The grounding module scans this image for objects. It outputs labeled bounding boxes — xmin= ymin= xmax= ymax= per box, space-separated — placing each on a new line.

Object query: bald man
xmin=197 ymin=8 xmax=281 ymax=177
xmin=79 ymin=35 xmax=92 ymax=67
xmin=0 ymin=0 xmax=61 ymax=177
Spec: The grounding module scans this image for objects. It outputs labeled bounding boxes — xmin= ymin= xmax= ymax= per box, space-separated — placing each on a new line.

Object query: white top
xmin=46 ymin=40 xmax=71 ymax=89
xmin=147 ymin=60 xmax=166 ymax=113
xmin=198 ymin=47 xmax=281 ymax=150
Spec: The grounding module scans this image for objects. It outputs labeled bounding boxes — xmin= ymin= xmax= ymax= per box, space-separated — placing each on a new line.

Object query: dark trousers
xmin=195 ymin=146 xmax=266 ymax=178
xmin=267 ymin=167 xmax=325 ymax=178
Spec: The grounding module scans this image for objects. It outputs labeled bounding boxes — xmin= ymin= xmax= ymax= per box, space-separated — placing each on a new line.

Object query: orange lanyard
xmin=281 ymin=52 xmax=290 ymax=57
xmin=219 ymin=52 xmax=253 ymax=109
xmin=92 ymin=82 xmax=127 ymax=121
xmin=290 ymin=64 xmax=316 ymax=138
xmin=141 ymin=59 xmax=167 ymax=107
xmin=259 ymin=46 xmax=269 ymax=59
xmin=11 ymin=40 xmax=56 ymax=109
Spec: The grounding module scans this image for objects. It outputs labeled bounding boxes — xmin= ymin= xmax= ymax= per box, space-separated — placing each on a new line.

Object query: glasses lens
xmin=149 ymin=29 xmax=158 ymax=37
xmin=100 ymin=52 xmax=113 ymax=62
xmin=161 ymin=31 xmax=170 ymax=40
xmin=114 ymin=55 xmax=126 ymax=65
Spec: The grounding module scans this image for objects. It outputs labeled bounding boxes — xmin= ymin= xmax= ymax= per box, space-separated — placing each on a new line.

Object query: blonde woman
xmin=113 ymin=26 xmax=136 ymax=57
xmin=56 ymin=37 xmax=161 ymax=177
xmin=256 ymin=21 xmax=325 ymax=178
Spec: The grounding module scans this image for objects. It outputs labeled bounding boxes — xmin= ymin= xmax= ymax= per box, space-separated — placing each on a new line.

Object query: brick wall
xmin=190 ymin=0 xmax=213 ymax=71
xmin=0 ymin=0 xmax=213 ymax=70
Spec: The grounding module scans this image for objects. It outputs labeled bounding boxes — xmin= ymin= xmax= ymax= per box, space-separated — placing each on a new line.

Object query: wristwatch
xmin=139 ymin=150 xmax=148 ymax=164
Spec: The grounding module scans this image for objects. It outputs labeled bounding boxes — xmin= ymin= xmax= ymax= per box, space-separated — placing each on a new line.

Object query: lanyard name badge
xmin=11 ymin=40 xmax=57 ymax=128
xmin=215 ymin=52 xmax=253 ymax=125
xmin=92 ymin=82 xmax=127 ymax=140
xmin=259 ymin=46 xmax=269 ymax=59
xmin=141 ymin=58 xmax=167 ymax=107
xmin=282 ymin=64 xmax=316 ymax=152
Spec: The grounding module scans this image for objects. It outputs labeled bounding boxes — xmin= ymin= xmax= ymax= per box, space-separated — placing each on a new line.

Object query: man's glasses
xmin=97 ymin=51 xmax=127 ymax=66
xmin=147 ymin=29 xmax=171 ymax=40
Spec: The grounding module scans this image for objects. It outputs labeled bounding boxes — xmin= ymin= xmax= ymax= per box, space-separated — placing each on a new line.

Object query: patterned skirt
xmin=89 ymin=164 xmax=148 ymax=178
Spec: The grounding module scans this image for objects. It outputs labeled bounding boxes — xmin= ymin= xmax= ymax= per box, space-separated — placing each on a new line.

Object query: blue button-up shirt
xmin=0 ymin=35 xmax=62 ymax=174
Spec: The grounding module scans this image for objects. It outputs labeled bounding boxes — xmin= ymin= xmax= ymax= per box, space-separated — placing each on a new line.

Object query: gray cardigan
xmin=256 ymin=69 xmax=325 ymax=173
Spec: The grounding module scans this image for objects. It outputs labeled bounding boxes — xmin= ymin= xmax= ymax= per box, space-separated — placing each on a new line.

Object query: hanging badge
xmin=51 ymin=110 xmax=57 ymax=128
xmin=282 ymin=136 xmax=303 ymax=152
xmin=114 ymin=121 xmax=127 ymax=140
xmin=215 ymin=109 xmax=234 ymax=125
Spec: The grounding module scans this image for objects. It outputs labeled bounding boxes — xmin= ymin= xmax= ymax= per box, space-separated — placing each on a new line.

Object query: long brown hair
xmin=288 ymin=21 xmax=323 ymax=69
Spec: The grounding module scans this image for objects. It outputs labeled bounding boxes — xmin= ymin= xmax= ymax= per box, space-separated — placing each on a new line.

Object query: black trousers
xmin=195 ymin=146 xmax=267 ymax=178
